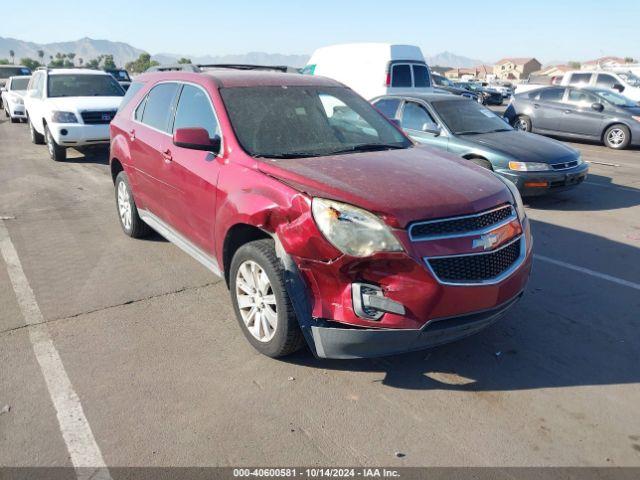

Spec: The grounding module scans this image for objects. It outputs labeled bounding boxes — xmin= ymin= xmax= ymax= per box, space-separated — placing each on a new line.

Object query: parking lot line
xmin=0 ymin=220 xmax=112 ymax=480
xmin=534 ymin=254 xmax=640 ymax=291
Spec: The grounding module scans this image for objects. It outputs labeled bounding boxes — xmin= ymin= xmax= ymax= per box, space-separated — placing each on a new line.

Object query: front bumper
xmin=48 ymin=123 xmax=111 ymax=146
xmin=311 ymin=292 xmax=523 ymax=359
xmin=497 ymin=163 xmax=589 ymax=197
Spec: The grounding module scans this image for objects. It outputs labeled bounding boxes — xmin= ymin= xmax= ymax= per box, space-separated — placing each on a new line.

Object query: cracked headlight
xmin=51 ymin=111 xmax=78 ymax=123
xmin=312 ymin=198 xmax=403 ymax=257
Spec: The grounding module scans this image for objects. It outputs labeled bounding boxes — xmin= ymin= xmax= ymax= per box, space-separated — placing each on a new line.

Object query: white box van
xmin=303 ymin=43 xmax=433 ymax=100
xmin=560 ymin=70 xmax=640 ymax=102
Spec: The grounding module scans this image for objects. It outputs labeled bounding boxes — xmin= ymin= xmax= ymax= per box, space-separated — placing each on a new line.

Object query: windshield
xmin=618 ymin=72 xmax=640 ymax=87
xmin=10 ymin=77 xmax=30 ymax=90
xmin=593 ymin=89 xmax=638 ymax=107
xmin=47 ymin=74 xmax=125 ymax=98
xmin=432 ymin=99 xmax=513 ymax=135
xmin=0 ymin=67 xmax=31 ymax=79
xmin=220 ymin=86 xmax=411 ymax=158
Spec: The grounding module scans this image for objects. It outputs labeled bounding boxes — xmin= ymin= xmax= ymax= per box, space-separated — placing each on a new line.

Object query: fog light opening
xmin=60 ymin=129 xmax=68 ymax=136
xmin=352 ymin=283 xmax=405 ymax=320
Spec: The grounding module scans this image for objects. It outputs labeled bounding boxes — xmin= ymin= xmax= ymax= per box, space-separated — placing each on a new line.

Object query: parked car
xmin=372 ymin=94 xmax=588 ymax=197
xmin=1 ymin=75 xmax=31 ymax=122
xmin=302 ymin=43 xmax=433 ymax=99
xmin=109 ymin=69 xmax=532 ymax=359
xmin=505 ymin=86 xmax=640 ymax=149
xmin=456 ymin=81 xmax=503 ymax=105
xmin=431 ymin=73 xmax=480 ymax=101
xmin=0 ymin=65 xmax=32 ymax=108
xmin=24 ymin=68 xmax=125 ymax=161
xmin=560 ymin=70 xmax=640 ymax=102
xmin=104 ymin=68 xmax=132 ymax=91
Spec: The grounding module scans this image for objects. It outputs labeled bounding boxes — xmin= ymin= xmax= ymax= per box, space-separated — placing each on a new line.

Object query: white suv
xmin=24 ymin=68 xmax=125 ymax=161
xmin=560 ymin=70 xmax=640 ymax=102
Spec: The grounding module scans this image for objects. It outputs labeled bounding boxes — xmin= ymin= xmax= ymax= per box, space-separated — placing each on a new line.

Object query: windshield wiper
xmin=456 ymin=131 xmax=486 ymax=135
xmin=329 ymin=143 xmax=406 ymax=155
xmin=252 ymin=152 xmax=322 ymax=159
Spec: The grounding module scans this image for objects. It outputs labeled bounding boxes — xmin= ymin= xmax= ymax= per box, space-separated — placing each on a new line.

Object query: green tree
xmin=568 ymin=61 xmax=581 ymax=69
xmin=0 ymin=58 xmax=9 ymax=65
xmin=78 ymin=57 xmax=84 ymax=66
xmin=9 ymin=50 xmax=15 ymax=64
xmin=178 ymin=57 xmax=192 ymax=64
xmin=125 ymin=53 xmax=159 ymax=73
xmin=102 ymin=54 xmax=117 ymax=69
xmin=624 ymin=57 xmax=635 ymax=63
xmin=20 ymin=57 xmax=42 ymax=70
xmin=67 ymin=53 xmax=76 ymax=65
xmin=37 ymin=50 xmax=45 ymax=62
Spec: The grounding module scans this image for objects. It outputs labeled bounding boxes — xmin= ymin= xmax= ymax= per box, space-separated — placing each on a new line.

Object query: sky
xmin=3 ymin=0 xmax=639 ymax=63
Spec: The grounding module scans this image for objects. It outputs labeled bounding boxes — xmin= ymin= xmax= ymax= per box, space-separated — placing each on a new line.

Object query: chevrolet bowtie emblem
xmin=473 ymin=233 xmax=499 ymax=251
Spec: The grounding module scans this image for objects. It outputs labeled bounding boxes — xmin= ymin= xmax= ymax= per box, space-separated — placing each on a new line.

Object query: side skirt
xmin=138 ymin=209 xmax=223 ymax=278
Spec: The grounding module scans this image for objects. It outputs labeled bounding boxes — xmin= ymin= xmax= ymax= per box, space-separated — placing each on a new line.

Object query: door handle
xmin=162 ymin=149 xmax=173 ymax=163
xmin=128 ymin=129 xmax=135 ymax=141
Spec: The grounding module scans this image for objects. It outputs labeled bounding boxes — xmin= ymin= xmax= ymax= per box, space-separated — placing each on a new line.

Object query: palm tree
xmin=78 ymin=57 xmax=84 ymax=66
xmin=9 ymin=50 xmax=15 ymax=64
xmin=37 ymin=49 xmax=45 ymax=62
xmin=67 ymin=53 xmax=76 ymax=66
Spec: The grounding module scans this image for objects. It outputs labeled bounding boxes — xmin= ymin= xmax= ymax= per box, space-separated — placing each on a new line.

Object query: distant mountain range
xmin=0 ymin=36 xmax=485 ymax=69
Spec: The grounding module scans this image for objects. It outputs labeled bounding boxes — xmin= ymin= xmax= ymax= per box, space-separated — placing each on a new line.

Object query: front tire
xmin=513 ymin=115 xmax=532 ymax=132
xmin=29 ymin=117 xmax=45 ymax=144
xmin=230 ymin=239 xmax=304 ymax=358
xmin=603 ymin=124 xmax=630 ymax=150
xmin=114 ymin=171 xmax=151 ymax=238
xmin=45 ymin=126 xmax=67 ymax=161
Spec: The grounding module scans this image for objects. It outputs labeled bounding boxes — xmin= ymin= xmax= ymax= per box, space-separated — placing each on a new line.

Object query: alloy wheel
xmin=235 ymin=260 xmax=277 ymax=342
xmin=117 ymin=181 xmax=132 ymax=231
xmin=607 ymin=128 xmax=625 ymax=146
xmin=515 ymin=119 xmax=529 ymax=131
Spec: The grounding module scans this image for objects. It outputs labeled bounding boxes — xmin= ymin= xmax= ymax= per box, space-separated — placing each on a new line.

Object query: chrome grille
xmin=427 ymin=237 xmax=523 ymax=285
xmin=409 ymin=205 xmax=515 ymax=241
xmin=551 ymin=160 xmax=579 ymax=170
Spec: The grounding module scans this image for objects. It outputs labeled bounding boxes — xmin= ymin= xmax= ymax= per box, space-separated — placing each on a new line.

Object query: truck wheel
xmin=603 ymin=124 xmax=630 ymax=149
xmin=513 ymin=115 xmax=532 ymax=132
xmin=230 ymin=239 xmax=304 ymax=358
xmin=29 ymin=118 xmax=45 ymax=144
xmin=114 ymin=171 xmax=151 ymax=238
xmin=45 ymin=126 xmax=67 ymax=162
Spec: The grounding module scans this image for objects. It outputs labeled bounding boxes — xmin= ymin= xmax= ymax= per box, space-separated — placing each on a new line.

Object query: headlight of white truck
xmin=312 ymin=198 xmax=404 ymax=257
xmin=51 ymin=111 xmax=79 ymax=123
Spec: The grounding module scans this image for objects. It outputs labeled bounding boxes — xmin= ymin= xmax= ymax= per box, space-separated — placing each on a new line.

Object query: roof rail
xmin=145 ymin=64 xmax=201 ymax=73
xmin=196 ymin=64 xmax=299 ymax=73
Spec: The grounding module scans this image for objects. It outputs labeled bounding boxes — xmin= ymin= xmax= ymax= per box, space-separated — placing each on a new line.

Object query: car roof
xmin=137 ymin=69 xmax=343 ymax=88
xmin=46 ymin=68 xmax=111 ymax=76
xmin=375 ymin=93 xmax=465 ymax=103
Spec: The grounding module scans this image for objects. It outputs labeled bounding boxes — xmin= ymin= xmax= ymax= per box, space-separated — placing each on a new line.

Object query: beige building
xmin=493 ymin=57 xmax=542 ymax=80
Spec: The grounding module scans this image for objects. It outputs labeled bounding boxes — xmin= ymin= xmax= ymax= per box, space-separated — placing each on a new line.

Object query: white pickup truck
xmin=24 ymin=68 xmax=125 ymax=161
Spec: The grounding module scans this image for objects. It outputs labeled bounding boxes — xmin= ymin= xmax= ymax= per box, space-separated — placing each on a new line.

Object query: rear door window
xmin=568 ymin=73 xmax=592 ymax=86
xmin=172 ymin=84 xmax=220 ymax=138
xmin=118 ymin=81 xmax=145 ymax=113
xmin=372 ymin=98 xmax=401 ymax=119
xmin=412 ymin=65 xmax=430 ymax=87
xmin=567 ymin=89 xmax=598 ymax=106
xmin=139 ymin=82 xmax=180 ymax=132
xmin=391 ymin=64 xmax=412 ymax=87
xmin=401 ymin=101 xmax=436 ymax=131
xmin=539 ymin=87 xmax=566 ymax=102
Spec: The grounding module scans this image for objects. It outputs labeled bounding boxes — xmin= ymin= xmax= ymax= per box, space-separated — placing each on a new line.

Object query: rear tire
xmin=513 ymin=115 xmax=532 ymax=132
xmin=29 ymin=117 xmax=45 ymax=144
xmin=230 ymin=239 xmax=304 ymax=358
xmin=45 ymin=125 xmax=67 ymax=161
xmin=114 ymin=171 xmax=151 ymax=238
xmin=603 ymin=124 xmax=630 ymax=150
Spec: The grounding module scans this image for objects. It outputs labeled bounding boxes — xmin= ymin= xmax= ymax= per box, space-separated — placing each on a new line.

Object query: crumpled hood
xmin=468 ymin=130 xmax=579 ymax=163
xmin=258 ymin=145 xmax=512 ymax=228
xmin=45 ymin=96 xmax=123 ymax=112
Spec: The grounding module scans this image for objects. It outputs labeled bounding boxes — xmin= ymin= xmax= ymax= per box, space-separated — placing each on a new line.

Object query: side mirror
xmin=173 ymin=127 xmax=221 ymax=153
xmin=422 ymin=122 xmax=441 ymax=136
xmin=591 ymin=103 xmax=605 ymax=112
xmin=612 ymin=83 xmax=625 ymax=93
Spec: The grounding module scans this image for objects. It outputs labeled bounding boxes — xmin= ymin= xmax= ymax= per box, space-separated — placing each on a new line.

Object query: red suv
xmin=109 ymin=69 xmax=533 ymax=359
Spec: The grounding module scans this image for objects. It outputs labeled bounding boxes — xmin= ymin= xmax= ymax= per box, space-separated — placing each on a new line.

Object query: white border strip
xmin=535 ymin=254 xmax=640 ymax=291
xmin=0 ymin=220 xmax=111 ymax=480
